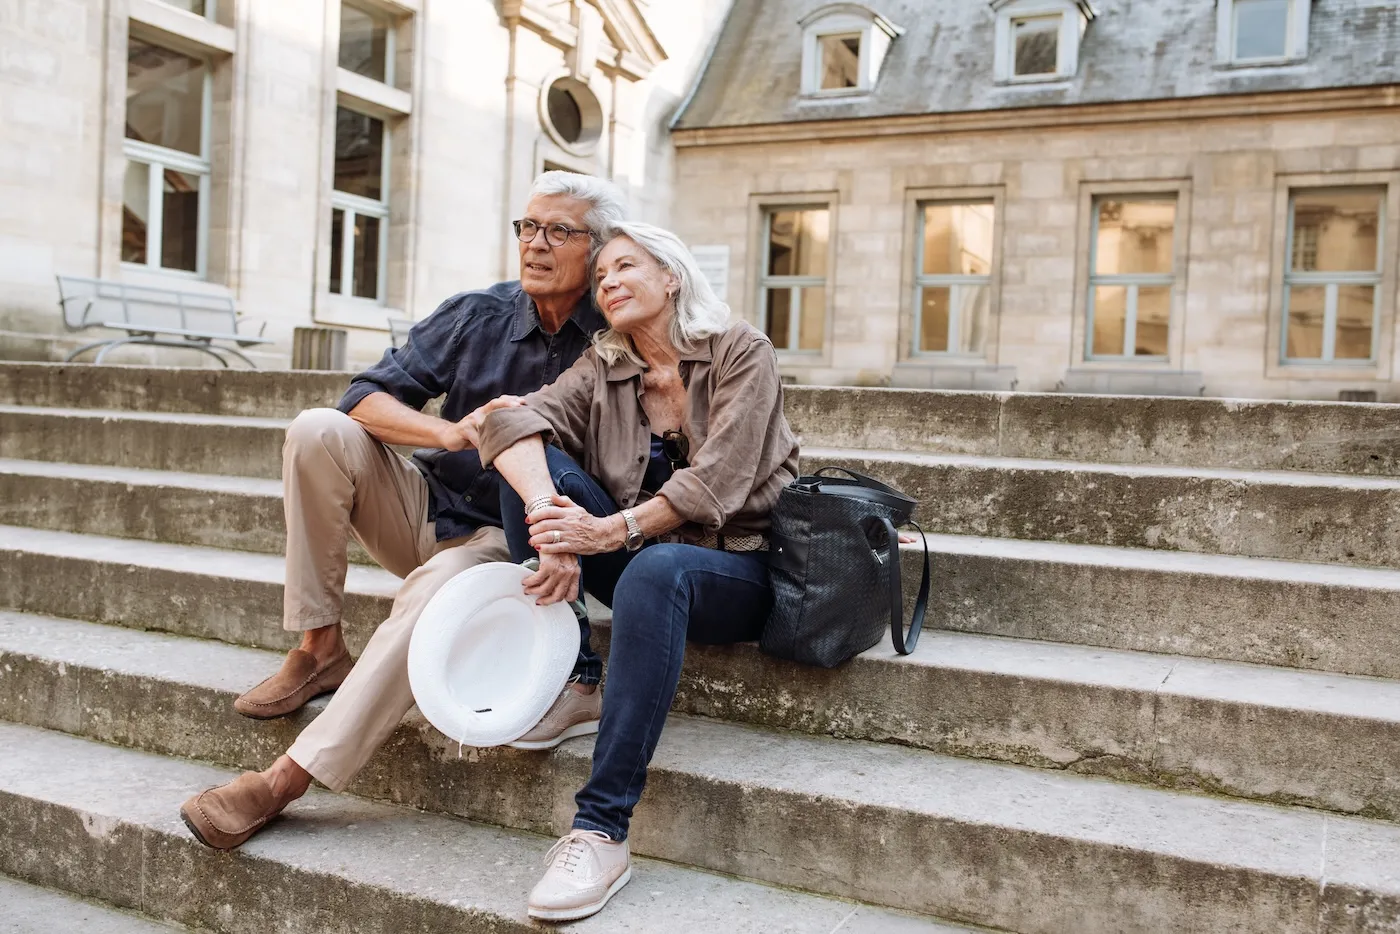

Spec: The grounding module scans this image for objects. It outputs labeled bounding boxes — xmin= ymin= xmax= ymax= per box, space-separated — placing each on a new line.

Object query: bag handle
xmin=815 ymin=465 xmax=909 ymax=500
xmin=862 ymin=517 xmax=928 ymax=655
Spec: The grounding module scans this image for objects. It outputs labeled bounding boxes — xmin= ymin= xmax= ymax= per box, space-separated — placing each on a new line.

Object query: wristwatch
xmin=621 ymin=509 xmax=644 ymax=552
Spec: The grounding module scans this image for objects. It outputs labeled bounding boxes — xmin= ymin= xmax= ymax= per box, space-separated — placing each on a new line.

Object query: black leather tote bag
xmin=761 ymin=467 xmax=929 ymax=668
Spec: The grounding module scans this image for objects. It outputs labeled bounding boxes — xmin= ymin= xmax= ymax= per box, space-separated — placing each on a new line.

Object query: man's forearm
xmin=346 ymin=391 xmax=456 ymax=449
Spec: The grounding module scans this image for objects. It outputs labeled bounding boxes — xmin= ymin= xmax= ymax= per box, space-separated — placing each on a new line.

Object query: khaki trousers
xmin=280 ymin=408 xmax=510 ymax=792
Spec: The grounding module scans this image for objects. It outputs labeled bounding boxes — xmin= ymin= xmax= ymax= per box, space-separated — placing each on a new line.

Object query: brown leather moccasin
xmin=233 ymin=648 xmax=353 ymax=719
xmin=179 ymin=772 xmax=282 ymax=850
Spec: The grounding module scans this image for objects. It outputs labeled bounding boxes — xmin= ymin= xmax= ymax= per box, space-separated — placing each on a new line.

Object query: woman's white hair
xmin=590 ymin=222 xmax=732 ymax=367
xmin=529 ymin=170 xmax=628 ymax=233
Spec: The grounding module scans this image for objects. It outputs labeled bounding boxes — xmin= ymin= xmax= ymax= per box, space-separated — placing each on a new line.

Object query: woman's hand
xmin=523 ymin=550 xmax=580 ymax=605
xmin=528 ymin=494 xmax=625 ymax=556
xmin=449 ymin=395 xmax=527 ymax=450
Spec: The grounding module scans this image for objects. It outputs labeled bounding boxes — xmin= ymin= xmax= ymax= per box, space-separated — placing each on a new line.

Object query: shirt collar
xmin=604 ymin=333 xmax=718 ymax=382
xmin=510 ymin=285 xmax=606 ymax=342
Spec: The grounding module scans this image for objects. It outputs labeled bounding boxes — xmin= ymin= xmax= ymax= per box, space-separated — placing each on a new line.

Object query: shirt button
xmin=464 ymin=494 xmax=473 ymax=502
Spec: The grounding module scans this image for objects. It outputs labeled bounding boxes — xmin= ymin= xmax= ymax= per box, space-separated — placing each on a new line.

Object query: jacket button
xmin=464 ymin=494 xmax=472 ymax=502
xmin=637 ymin=455 xmax=645 ymax=463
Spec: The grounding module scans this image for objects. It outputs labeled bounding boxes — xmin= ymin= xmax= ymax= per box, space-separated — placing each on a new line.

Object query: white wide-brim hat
xmin=408 ymin=562 xmax=578 ymax=748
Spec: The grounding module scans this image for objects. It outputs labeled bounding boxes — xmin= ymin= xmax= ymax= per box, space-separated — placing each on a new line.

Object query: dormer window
xmin=1218 ymin=0 xmax=1309 ymax=65
xmin=799 ymin=4 xmax=904 ymax=97
xmin=819 ymin=33 xmax=862 ymax=90
xmin=991 ymin=0 xmax=1094 ymax=84
xmin=1012 ymin=15 xmax=1059 ymax=77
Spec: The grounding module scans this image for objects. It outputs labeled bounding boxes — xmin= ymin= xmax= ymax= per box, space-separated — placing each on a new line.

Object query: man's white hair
xmin=590 ymin=221 xmax=732 ymax=367
xmin=529 ymin=170 xmax=628 ymax=234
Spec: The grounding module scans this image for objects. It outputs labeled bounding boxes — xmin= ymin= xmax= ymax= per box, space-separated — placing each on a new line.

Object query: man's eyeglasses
xmin=512 ymin=219 xmax=590 ymax=248
xmin=661 ymin=430 xmax=690 ymax=472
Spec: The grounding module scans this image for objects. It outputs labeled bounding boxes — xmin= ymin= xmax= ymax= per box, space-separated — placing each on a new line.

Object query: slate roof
xmin=673 ymin=0 xmax=1400 ymax=130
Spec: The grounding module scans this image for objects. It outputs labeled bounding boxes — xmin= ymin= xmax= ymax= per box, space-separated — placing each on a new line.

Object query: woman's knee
xmin=615 ymin=545 xmax=692 ymax=602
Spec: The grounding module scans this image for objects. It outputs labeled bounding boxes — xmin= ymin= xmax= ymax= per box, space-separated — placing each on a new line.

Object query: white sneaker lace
xmin=543 ymin=829 xmax=611 ymax=872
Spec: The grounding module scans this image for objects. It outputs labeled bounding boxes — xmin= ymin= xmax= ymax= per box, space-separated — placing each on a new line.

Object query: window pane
xmin=765 ymin=288 xmax=792 ymax=349
xmin=767 ymin=209 xmax=829 ymax=278
xmin=954 ymin=283 xmax=991 ymax=355
xmin=339 ymin=3 xmax=388 ymax=82
xmin=922 ymin=202 xmax=995 ymax=276
xmin=126 ymin=39 xmax=206 ymax=155
xmin=122 ymin=161 xmax=150 ymax=265
xmin=1234 ymin=0 xmax=1289 ymax=60
xmin=1095 ymin=199 xmax=1176 ymax=275
xmin=1091 ymin=285 xmax=1128 ymax=357
xmin=1336 ymin=285 xmax=1376 ymax=360
xmin=1134 ymin=286 xmax=1171 ymax=357
xmin=918 ymin=287 xmax=950 ymax=353
xmin=1013 ymin=16 xmax=1059 ymax=76
xmin=797 ymin=286 xmax=826 ymax=351
xmin=161 ymin=168 xmax=200 ymax=272
xmin=1285 ymin=285 xmax=1326 ymax=359
xmin=353 ymin=214 xmax=381 ymax=300
xmin=819 ymin=33 xmax=861 ymax=90
xmin=1291 ymin=190 xmax=1382 ymax=273
xmin=329 ymin=208 xmax=345 ymax=294
xmin=334 ymin=107 xmax=385 ymax=200
xmin=157 ymin=0 xmax=206 ymax=14
xmin=547 ymin=82 xmax=583 ymax=143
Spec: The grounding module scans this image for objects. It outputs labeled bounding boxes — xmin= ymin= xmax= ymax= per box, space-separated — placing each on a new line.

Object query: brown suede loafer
xmin=179 ymin=772 xmax=282 ymax=850
xmin=233 ymin=648 xmax=353 ymax=719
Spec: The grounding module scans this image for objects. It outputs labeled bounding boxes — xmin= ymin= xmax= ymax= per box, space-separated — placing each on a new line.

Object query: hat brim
xmin=408 ymin=562 xmax=579 ymax=748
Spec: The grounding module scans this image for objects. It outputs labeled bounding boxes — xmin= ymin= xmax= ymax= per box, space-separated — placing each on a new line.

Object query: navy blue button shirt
xmin=336 ymin=281 xmax=606 ymax=542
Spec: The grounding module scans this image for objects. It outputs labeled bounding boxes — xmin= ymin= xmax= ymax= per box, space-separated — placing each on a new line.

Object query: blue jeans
xmin=500 ymin=446 xmax=772 ymax=840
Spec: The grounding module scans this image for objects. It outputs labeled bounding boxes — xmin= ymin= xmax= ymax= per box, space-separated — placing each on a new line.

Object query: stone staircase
xmin=1 ymin=360 xmax=1399 ymax=933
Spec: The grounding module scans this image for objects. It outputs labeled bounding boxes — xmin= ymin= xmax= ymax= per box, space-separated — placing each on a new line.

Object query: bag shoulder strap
xmin=864 ymin=516 xmax=928 ymax=656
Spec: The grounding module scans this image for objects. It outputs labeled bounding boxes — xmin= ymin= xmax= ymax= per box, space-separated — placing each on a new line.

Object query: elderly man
xmin=177 ymin=171 xmax=626 ymax=850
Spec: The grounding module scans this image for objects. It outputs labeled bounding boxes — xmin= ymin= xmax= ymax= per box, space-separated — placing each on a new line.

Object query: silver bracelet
xmin=524 ymin=495 xmax=553 ymax=515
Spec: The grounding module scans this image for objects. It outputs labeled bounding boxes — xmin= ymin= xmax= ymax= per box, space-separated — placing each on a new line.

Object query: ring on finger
xmin=552 ymin=530 xmax=562 ymax=544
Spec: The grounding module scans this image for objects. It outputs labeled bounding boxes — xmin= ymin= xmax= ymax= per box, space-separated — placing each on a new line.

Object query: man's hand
xmin=439 ymin=395 xmax=526 ymax=451
xmin=523 ymin=550 xmax=580 ymax=605
xmin=528 ymin=494 xmax=625 ymax=556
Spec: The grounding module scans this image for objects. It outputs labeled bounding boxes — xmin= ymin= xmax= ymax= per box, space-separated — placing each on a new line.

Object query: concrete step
xmin=0 ymin=459 xmax=372 ymax=564
xmin=5 ymin=525 xmax=1400 ymax=681
xmin=0 ymin=874 xmax=188 ymax=933
xmin=0 ymin=405 xmax=287 ymax=478
xmin=6 ymin=361 xmax=1400 ymax=476
xmin=7 ymin=399 xmax=1400 ymax=566
xmin=808 ymin=446 xmax=1400 ymax=568
xmin=5 ymin=610 xmax=1400 ymax=825
xmin=0 ymin=724 xmax=955 ymax=934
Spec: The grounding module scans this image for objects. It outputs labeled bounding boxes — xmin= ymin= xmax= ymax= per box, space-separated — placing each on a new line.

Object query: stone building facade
xmin=671 ymin=0 xmax=1400 ymax=400
xmin=0 ymin=0 xmax=727 ymax=366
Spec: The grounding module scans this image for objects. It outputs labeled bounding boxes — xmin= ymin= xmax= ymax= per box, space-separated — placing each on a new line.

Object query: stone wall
xmin=0 ymin=0 xmax=727 ymax=369
xmin=671 ymin=104 xmax=1400 ymax=400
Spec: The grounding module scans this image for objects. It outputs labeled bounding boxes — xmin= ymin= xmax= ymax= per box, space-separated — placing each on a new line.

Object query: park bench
xmin=55 ymin=274 xmax=271 ymax=368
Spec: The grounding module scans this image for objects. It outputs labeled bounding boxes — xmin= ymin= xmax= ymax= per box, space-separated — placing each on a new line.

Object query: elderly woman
xmin=477 ymin=221 xmax=798 ymax=922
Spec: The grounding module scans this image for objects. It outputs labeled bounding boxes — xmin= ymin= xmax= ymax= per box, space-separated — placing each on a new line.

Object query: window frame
xmin=1009 ymin=13 xmax=1063 ymax=81
xmin=755 ymin=202 xmax=835 ymax=357
xmin=991 ymin=0 xmax=1091 ymax=85
xmin=1280 ymin=187 xmax=1386 ymax=366
xmin=911 ymin=199 xmax=998 ymax=358
xmin=120 ymin=41 xmax=214 ymax=280
xmin=328 ymin=107 xmax=391 ymax=305
xmin=155 ymin=0 xmax=217 ymax=21
xmin=1085 ymin=195 xmax=1180 ymax=362
xmin=339 ymin=0 xmax=396 ymax=87
xmin=797 ymin=5 xmax=903 ymax=99
xmin=1217 ymin=0 xmax=1309 ymax=66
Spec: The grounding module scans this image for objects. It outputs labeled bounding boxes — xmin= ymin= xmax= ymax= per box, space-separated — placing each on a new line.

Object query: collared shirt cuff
xmin=336 ymin=381 xmax=384 ymax=416
xmin=479 ymin=407 xmax=557 ymax=466
xmin=656 ymin=470 xmax=726 ymax=530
